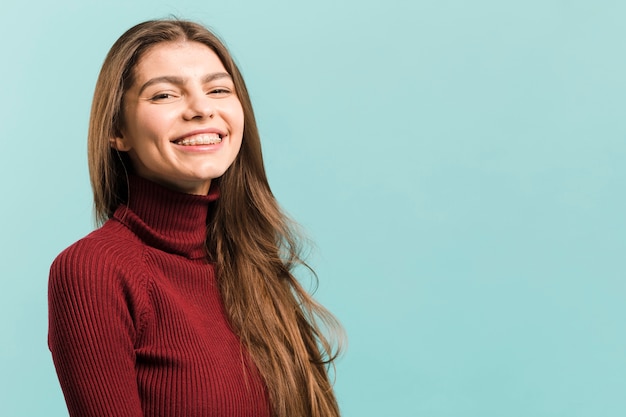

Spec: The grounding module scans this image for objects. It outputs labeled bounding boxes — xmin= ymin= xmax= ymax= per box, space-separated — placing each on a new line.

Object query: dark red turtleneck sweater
xmin=48 ymin=176 xmax=271 ymax=417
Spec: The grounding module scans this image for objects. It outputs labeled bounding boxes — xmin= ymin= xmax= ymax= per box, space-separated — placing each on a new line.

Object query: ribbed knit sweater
xmin=48 ymin=175 xmax=271 ymax=417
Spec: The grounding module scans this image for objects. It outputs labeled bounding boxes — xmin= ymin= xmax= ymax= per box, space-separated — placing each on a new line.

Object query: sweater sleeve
xmin=48 ymin=238 xmax=147 ymax=417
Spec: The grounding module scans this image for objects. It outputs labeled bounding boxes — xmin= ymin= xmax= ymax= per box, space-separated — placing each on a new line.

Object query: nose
xmin=183 ymin=90 xmax=214 ymax=120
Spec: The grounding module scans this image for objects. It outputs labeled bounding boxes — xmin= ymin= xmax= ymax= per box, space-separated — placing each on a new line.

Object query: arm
xmin=48 ymin=240 xmax=146 ymax=417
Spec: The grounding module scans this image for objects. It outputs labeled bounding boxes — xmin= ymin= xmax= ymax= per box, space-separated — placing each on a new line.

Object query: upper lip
xmin=172 ymin=128 xmax=226 ymax=142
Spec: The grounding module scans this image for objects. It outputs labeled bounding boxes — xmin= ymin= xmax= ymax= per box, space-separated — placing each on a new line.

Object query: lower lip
xmin=172 ymin=139 xmax=225 ymax=153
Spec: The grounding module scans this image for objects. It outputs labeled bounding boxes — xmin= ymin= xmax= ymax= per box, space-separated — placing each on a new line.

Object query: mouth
xmin=172 ymin=132 xmax=223 ymax=146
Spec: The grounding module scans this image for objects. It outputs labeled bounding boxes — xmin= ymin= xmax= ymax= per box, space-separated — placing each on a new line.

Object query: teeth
xmin=176 ymin=134 xmax=222 ymax=146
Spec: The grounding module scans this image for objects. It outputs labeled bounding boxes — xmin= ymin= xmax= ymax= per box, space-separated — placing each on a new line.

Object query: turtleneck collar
xmin=113 ymin=175 xmax=219 ymax=259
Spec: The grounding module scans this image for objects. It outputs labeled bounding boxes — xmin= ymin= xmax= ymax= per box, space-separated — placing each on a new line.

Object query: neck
xmin=113 ymin=175 xmax=220 ymax=259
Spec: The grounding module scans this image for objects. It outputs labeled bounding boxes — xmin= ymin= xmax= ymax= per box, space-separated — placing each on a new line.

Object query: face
xmin=113 ymin=41 xmax=244 ymax=195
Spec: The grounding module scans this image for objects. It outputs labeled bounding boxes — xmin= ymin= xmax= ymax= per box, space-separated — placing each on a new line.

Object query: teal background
xmin=1 ymin=0 xmax=625 ymax=416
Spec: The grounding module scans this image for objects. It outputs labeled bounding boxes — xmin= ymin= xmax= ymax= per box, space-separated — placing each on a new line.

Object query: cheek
xmin=228 ymin=116 xmax=244 ymax=161
xmin=137 ymin=109 xmax=174 ymax=135
xmin=134 ymin=97 xmax=180 ymax=125
xmin=225 ymin=100 xmax=245 ymax=130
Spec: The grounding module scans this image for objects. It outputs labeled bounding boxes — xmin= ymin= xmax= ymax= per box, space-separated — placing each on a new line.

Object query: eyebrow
xmin=137 ymin=72 xmax=233 ymax=95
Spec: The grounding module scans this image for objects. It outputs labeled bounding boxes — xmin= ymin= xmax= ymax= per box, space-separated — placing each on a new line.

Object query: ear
xmin=110 ymin=135 xmax=132 ymax=151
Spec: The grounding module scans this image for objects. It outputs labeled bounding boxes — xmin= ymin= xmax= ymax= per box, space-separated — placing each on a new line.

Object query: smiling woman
xmin=112 ymin=41 xmax=244 ymax=195
xmin=48 ymin=19 xmax=342 ymax=417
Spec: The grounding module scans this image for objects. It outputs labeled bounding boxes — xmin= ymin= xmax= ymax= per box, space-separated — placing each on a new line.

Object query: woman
xmin=48 ymin=19 xmax=342 ymax=417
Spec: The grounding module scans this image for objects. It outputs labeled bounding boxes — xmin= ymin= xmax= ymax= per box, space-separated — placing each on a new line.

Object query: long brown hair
xmin=88 ymin=19 xmax=343 ymax=417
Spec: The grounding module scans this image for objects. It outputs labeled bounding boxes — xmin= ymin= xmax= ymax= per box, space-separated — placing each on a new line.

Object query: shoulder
xmin=49 ymin=219 xmax=147 ymax=294
xmin=48 ymin=219 xmax=152 ymax=336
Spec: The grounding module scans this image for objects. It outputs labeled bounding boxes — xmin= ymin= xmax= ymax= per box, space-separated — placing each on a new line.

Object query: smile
xmin=173 ymin=133 xmax=223 ymax=146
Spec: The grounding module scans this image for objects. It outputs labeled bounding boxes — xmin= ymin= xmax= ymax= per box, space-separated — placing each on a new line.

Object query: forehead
xmin=132 ymin=41 xmax=227 ymax=82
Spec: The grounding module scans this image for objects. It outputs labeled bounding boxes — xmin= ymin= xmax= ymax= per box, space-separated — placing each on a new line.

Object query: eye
xmin=207 ymin=87 xmax=232 ymax=97
xmin=147 ymin=92 xmax=181 ymax=103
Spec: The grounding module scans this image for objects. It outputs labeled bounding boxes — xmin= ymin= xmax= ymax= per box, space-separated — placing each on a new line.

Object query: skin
xmin=112 ymin=41 xmax=244 ymax=195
